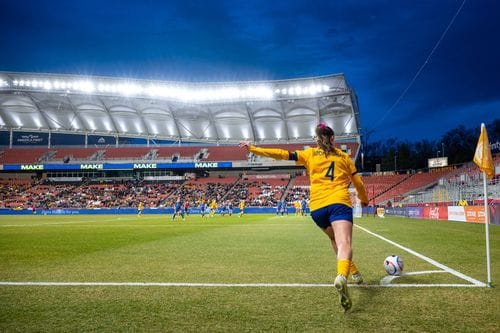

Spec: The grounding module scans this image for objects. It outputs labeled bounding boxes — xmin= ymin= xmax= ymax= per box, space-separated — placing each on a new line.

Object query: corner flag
xmin=473 ymin=123 xmax=493 ymax=287
xmin=473 ymin=123 xmax=494 ymax=180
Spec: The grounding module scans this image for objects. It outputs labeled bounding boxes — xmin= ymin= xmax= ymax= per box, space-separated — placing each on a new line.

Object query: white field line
xmin=1 ymin=221 xmax=308 ymax=228
xmin=355 ymin=224 xmax=487 ymax=287
xmin=0 ymin=281 xmax=484 ymax=288
xmin=0 ymin=217 xmax=142 ymax=227
xmin=381 ymin=270 xmax=446 ymax=285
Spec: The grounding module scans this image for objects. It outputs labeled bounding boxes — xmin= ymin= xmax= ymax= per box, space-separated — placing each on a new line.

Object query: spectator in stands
xmin=240 ymin=122 xmax=368 ymax=312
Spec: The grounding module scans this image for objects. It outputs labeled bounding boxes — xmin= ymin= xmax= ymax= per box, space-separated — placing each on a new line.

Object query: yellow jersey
xmin=249 ymin=145 xmax=368 ymax=211
xmin=209 ymin=200 xmax=217 ymax=209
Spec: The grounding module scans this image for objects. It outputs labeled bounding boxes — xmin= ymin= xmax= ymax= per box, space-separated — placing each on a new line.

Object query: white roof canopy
xmin=0 ymin=72 xmax=361 ymax=144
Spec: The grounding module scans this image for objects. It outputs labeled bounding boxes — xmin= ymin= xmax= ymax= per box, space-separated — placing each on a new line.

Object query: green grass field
xmin=0 ymin=214 xmax=499 ymax=332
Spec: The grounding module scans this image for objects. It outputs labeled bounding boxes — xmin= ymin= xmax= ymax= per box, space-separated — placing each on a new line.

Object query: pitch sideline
xmin=0 ymin=281 xmax=484 ymax=288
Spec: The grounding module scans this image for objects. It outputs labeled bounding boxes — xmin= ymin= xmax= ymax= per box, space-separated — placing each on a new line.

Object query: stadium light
xmin=7 ymin=75 xmax=334 ymax=102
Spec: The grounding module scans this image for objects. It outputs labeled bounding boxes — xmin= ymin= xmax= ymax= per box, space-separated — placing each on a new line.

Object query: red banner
xmin=423 ymin=207 xmax=448 ymax=220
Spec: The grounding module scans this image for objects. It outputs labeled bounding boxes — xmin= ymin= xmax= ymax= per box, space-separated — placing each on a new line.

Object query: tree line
xmin=360 ymin=119 xmax=499 ymax=173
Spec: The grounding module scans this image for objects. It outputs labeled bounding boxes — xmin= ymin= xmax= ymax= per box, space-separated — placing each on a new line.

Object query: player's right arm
xmin=351 ymin=173 xmax=369 ymax=207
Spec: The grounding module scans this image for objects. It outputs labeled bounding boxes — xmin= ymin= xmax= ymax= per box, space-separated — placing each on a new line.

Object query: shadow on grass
xmin=348 ymin=284 xmax=383 ymax=314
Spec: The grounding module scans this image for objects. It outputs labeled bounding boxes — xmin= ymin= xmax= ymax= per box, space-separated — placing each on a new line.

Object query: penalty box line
xmin=354 ymin=224 xmax=487 ymax=287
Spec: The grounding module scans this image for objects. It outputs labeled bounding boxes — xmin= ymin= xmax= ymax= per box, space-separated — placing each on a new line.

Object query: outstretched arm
xmin=239 ymin=141 xmax=294 ymax=161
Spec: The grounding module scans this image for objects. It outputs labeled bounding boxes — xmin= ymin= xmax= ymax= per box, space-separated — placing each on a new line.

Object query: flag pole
xmin=474 ymin=122 xmax=494 ymax=287
xmin=482 ymin=170 xmax=492 ymax=287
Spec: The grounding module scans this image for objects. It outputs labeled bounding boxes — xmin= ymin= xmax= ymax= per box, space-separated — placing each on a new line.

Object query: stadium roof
xmin=0 ymin=72 xmax=361 ymax=144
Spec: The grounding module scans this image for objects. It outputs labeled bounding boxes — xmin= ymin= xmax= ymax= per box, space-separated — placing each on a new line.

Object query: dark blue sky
xmin=1 ymin=0 xmax=498 ymax=141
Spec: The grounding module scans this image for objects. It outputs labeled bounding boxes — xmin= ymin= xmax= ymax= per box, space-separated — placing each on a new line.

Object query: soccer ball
xmin=384 ymin=255 xmax=404 ymax=276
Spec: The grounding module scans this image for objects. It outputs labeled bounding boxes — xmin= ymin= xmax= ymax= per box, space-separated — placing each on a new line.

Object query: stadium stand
xmin=372 ymin=169 xmax=452 ymax=204
xmin=53 ymin=148 xmax=101 ymax=162
xmin=0 ymin=148 xmax=50 ymax=163
xmin=204 ymin=146 xmax=249 ymax=161
xmin=363 ymin=174 xmax=410 ymax=202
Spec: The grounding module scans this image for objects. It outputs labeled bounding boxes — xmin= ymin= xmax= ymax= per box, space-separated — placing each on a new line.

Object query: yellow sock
xmin=337 ymin=259 xmax=351 ymax=278
xmin=349 ymin=261 xmax=359 ymax=275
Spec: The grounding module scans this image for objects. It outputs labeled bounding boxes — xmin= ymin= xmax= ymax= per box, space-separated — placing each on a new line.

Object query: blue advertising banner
xmin=0 ymin=131 xmax=9 ymax=146
xmin=118 ymin=137 xmax=148 ymax=145
xmin=87 ymin=135 xmax=115 ymax=146
xmin=384 ymin=207 xmax=423 ymax=218
xmin=13 ymin=132 xmax=48 ymax=146
xmin=51 ymin=133 xmax=85 ymax=146
xmin=2 ymin=161 xmax=233 ymax=171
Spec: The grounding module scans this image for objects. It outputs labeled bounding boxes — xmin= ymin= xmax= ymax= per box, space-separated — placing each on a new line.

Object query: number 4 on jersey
xmin=325 ymin=162 xmax=335 ymax=181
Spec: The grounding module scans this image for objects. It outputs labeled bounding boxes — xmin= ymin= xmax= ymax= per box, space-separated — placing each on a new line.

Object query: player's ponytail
xmin=315 ymin=123 xmax=336 ymax=156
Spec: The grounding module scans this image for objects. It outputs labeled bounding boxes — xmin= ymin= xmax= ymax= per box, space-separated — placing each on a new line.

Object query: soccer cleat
xmin=334 ymin=274 xmax=352 ymax=311
xmin=351 ymin=272 xmax=363 ymax=284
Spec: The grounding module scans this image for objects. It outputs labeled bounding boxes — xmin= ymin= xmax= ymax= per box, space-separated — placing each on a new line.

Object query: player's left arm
xmin=239 ymin=141 xmax=296 ymax=161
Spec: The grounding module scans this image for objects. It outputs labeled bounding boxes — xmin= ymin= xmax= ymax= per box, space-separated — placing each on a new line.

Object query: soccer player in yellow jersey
xmin=209 ymin=199 xmax=218 ymax=217
xmin=239 ymin=200 xmax=245 ymax=217
xmin=240 ymin=123 xmax=368 ymax=311
xmin=294 ymin=200 xmax=302 ymax=216
xmin=137 ymin=202 xmax=143 ymax=217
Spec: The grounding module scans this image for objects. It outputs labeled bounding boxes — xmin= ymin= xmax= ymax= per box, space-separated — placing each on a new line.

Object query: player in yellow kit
xmin=238 ymin=200 xmax=245 ymax=218
xmin=209 ymin=199 xmax=218 ymax=217
xmin=294 ymin=200 xmax=302 ymax=216
xmin=240 ymin=123 xmax=368 ymax=311
xmin=137 ymin=202 xmax=143 ymax=217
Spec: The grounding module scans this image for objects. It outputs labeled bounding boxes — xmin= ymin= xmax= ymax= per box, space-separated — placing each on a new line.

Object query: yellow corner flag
xmin=473 ymin=123 xmax=494 ymax=180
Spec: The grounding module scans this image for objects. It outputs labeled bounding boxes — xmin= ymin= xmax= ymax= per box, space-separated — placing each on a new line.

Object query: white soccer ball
xmin=384 ymin=255 xmax=404 ymax=276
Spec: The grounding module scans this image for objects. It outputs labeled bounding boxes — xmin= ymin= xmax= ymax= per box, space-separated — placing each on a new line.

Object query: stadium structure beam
xmin=97 ymin=96 xmax=120 ymax=141
xmin=168 ymin=105 xmax=183 ymax=143
xmin=206 ymin=106 xmax=221 ymax=143
xmin=278 ymin=99 xmax=290 ymax=142
xmin=21 ymin=92 xmax=51 ymax=133
xmin=244 ymin=103 xmax=257 ymax=142
xmin=64 ymin=95 xmax=87 ymax=134
xmin=130 ymin=98 xmax=152 ymax=139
